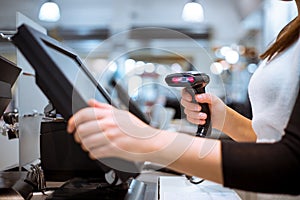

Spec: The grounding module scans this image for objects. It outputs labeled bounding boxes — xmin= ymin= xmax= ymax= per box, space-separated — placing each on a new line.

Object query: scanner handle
xmin=186 ymin=87 xmax=211 ymax=137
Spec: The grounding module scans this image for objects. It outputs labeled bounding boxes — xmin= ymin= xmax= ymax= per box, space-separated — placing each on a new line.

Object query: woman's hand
xmin=180 ymin=89 xmax=227 ymax=131
xmin=67 ymin=99 xmax=224 ymax=183
xmin=67 ymin=99 xmax=191 ymax=164
xmin=67 ymin=99 xmax=154 ymax=161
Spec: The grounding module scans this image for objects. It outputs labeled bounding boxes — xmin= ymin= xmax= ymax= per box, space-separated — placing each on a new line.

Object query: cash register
xmin=0 ymin=55 xmax=21 ymax=121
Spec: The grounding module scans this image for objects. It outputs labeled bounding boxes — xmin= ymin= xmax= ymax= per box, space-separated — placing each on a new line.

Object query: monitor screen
xmin=44 ymin=41 xmax=111 ymax=106
xmin=12 ymin=24 xmax=143 ymax=183
xmin=0 ymin=55 xmax=21 ymax=118
xmin=45 ymin=43 xmax=152 ymax=124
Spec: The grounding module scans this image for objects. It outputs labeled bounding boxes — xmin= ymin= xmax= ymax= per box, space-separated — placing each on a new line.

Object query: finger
xmin=73 ymin=130 xmax=82 ymax=143
xmin=89 ymin=152 xmax=97 ymax=160
xmin=81 ymin=143 xmax=88 ymax=152
xmin=181 ymin=88 xmax=193 ymax=101
xmin=67 ymin=115 xmax=76 ymax=133
xmin=184 ymin=109 xmax=207 ymax=120
xmin=186 ymin=115 xmax=206 ymax=125
xmin=74 ymin=120 xmax=105 ymax=139
xmin=67 ymin=107 xmax=96 ymax=134
xmin=88 ymin=145 xmax=114 ymax=159
xmin=181 ymin=98 xmax=201 ymax=111
xmin=195 ymin=93 xmax=213 ymax=104
xmin=68 ymin=107 xmax=109 ymax=133
xmin=88 ymin=99 xmax=112 ymax=109
xmin=81 ymin=132 xmax=110 ymax=151
xmin=68 ymin=98 xmax=114 ymax=134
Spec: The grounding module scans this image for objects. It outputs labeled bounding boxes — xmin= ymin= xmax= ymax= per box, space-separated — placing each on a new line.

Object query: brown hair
xmin=260 ymin=17 xmax=300 ymax=61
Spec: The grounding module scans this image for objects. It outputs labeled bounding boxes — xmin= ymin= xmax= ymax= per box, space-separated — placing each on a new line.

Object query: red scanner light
xmin=172 ymin=76 xmax=194 ymax=83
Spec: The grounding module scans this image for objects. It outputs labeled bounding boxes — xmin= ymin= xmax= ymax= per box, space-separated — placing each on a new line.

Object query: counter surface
xmin=0 ymin=170 xmax=241 ymax=200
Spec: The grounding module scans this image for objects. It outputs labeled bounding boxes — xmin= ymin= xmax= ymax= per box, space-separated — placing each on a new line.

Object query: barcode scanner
xmin=165 ymin=71 xmax=211 ymax=137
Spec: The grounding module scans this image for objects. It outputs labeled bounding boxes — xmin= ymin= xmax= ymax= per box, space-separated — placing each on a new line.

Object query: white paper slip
xmin=158 ymin=176 xmax=241 ymax=200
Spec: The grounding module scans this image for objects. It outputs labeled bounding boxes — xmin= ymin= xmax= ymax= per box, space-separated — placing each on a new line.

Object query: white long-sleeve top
xmin=248 ymin=37 xmax=300 ymax=143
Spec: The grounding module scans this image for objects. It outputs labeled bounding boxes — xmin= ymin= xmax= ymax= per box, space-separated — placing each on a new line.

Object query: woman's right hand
xmin=181 ymin=88 xmax=227 ymax=131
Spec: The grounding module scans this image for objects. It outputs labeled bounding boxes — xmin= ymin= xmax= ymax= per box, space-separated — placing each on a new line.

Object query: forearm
xmin=222 ymin=106 xmax=257 ymax=142
xmin=168 ymin=137 xmax=223 ymax=183
xmin=148 ymin=131 xmax=223 ymax=184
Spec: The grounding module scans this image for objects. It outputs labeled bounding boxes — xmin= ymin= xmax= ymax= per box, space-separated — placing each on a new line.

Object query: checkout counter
xmin=0 ymin=110 xmax=240 ymax=200
xmin=0 ymin=21 xmax=241 ymax=199
xmin=0 ymin=168 xmax=241 ymax=200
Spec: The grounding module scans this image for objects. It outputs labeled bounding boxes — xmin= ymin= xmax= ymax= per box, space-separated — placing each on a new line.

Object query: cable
xmin=0 ymin=31 xmax=15 ymax=42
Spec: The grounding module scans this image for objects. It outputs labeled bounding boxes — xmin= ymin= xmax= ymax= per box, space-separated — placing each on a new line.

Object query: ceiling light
xmin=182 ymin=0 xmax=204 ymax=23
xmin=39 ymin=0 xmax=60 ymax=22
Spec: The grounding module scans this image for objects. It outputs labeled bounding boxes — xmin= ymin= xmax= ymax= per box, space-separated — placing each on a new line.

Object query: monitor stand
xmin=46 ymin=177 xmax=146 ymax=200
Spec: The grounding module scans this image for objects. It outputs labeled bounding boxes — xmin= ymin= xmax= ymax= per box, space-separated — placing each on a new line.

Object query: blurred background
xmin=0 ymin=2 xmax=299 ymax=199
xmin=0 ymin=0 xmax=298 ymax=129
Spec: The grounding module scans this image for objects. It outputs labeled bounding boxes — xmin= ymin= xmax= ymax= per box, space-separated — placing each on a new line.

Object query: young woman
xmin=67 ymin=0 xmax=300 ymax=195
xmin=182 ymin=0 xmax=300 ymax=143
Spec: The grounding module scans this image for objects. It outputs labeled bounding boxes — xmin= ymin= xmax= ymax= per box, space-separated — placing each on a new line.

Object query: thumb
xmin=87 ymin=99 xmax=112 ymax=109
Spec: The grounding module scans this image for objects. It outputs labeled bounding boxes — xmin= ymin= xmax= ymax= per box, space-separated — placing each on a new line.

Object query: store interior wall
xmin=0 ymin=0 xmax=298 ymax=170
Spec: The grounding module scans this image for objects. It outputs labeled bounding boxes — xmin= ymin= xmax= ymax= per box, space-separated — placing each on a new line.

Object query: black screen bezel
xmin=12 ymin=24 xmax=112 ymax=120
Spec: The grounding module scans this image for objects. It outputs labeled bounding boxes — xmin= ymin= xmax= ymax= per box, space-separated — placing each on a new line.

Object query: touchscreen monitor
xmin=12 ymin=24 xmax=143 ymax=182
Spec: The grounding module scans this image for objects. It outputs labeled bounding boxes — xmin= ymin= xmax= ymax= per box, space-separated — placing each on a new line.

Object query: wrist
xmin=212 ymin=104 xmax=228 ymax=131
xmin=147 ymin=130 xmax=195 ymax=166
